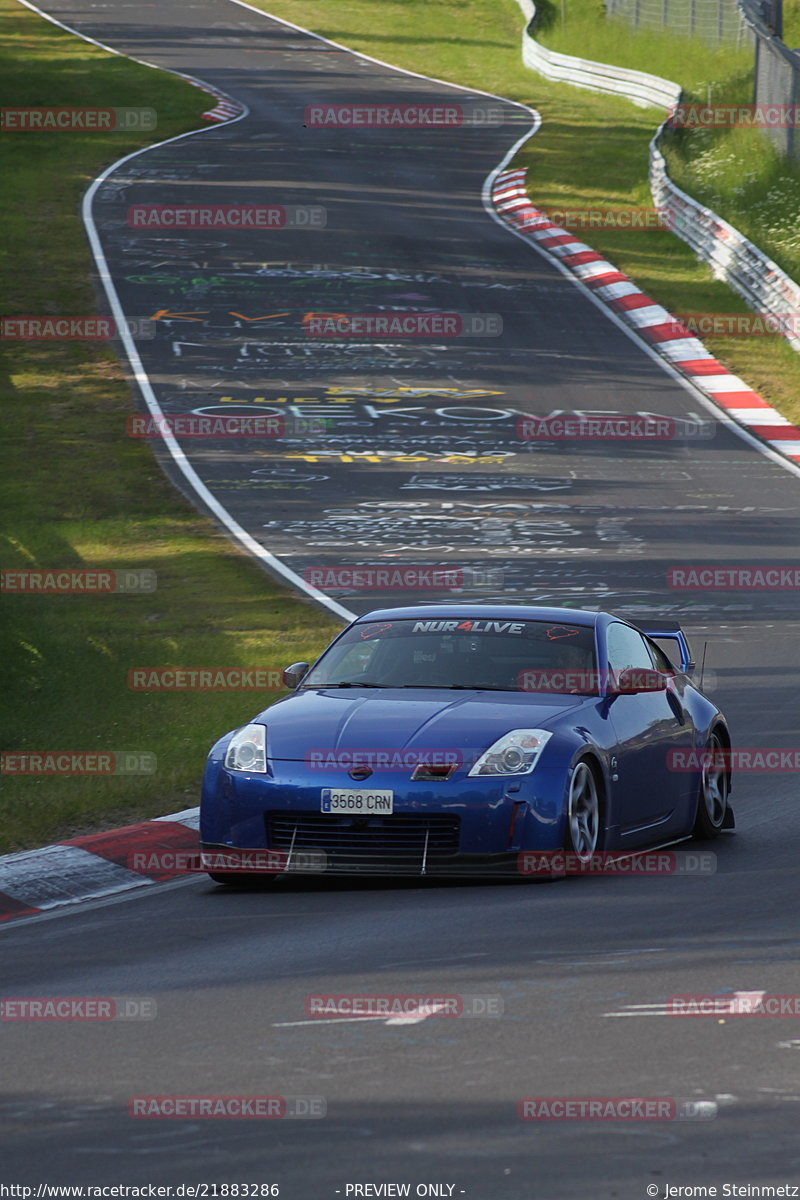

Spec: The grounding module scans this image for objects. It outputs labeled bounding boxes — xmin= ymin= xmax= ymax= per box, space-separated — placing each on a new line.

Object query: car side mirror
xmin=614 ymin=668 xmax=669 ymax=694
xmin=282 ymin=661 xmax=310 ymax=689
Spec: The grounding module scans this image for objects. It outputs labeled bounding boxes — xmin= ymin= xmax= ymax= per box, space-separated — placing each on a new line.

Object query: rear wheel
xmin=566 ymin=759 xmax=602 ymax=862
xmin=693 ymin=730 xmax=730 ymax=838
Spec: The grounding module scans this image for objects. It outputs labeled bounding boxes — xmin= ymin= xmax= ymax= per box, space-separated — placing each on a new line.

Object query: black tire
xmin=693 ymin=729 xmax=730 ymax=838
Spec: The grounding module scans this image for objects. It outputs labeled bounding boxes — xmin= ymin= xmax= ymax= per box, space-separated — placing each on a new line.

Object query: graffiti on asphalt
xmin=400 ymin=474 xmax=573 ymax=491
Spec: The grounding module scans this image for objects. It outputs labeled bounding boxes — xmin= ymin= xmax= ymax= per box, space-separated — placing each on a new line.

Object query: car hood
xmin=256 ymin=688 xmax=584 ymax=761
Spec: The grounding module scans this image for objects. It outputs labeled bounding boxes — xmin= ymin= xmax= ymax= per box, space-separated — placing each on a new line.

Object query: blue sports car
xmin=199 ymin=605 xmax=733 ymax=882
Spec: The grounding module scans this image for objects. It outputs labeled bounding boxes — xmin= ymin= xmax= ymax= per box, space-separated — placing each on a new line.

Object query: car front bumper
xmin=199 ymin=839 xmax=556 ymax=880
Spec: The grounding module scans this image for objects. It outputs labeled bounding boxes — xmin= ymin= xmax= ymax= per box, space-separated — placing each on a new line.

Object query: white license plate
xmin=321 ymin=788 xmax=394 ymax=815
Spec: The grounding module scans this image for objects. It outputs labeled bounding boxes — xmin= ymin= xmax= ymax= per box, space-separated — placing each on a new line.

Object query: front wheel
xmin=693 ymin=731 xmax=730 ymax=838
xmin=566 ymin=759 xmax=603 ymax=862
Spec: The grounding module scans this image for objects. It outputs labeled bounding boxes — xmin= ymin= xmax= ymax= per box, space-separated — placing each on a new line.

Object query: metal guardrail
xmin=512 ymin=0 xmax=800 ymax=352
xmin=649 ymin=136 xmax=800 ymax=350
xmin=515 ymin=0 xmax=681 ymax=107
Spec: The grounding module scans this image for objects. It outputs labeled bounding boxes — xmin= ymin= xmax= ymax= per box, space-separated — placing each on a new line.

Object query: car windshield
xmin=301 ymin=617 xmax=599 ymax=693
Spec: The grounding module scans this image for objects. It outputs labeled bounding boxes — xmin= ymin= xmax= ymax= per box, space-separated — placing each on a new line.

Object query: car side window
xmin=646 ymin=638 xmax=675 ymax=673
xmin=606 ymin=623 xmax=656 ymax=673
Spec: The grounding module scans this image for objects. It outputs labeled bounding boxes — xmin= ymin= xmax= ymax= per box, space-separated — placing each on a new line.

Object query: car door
xmin=605 ymin=622 xmax=694 ymax=841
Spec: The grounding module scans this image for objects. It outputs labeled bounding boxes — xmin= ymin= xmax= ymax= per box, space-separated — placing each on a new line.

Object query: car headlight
xmin=224 ymin=723 xmax=267 ymax=773
xmin=468 ymin=729 xmax=552 ymax=777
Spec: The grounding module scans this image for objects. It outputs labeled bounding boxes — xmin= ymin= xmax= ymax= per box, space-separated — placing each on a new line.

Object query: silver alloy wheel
xmin=702 ymin=732 xmax=728 ymax=828
xmin=568 ymin=761 xmax=600 ymax=862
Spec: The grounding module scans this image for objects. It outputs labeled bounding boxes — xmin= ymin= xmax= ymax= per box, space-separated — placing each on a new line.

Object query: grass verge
xmin=250 ymin=0 xmax=800 ymax=425
xmin=0 ymin=0 xmax=341 ymax=853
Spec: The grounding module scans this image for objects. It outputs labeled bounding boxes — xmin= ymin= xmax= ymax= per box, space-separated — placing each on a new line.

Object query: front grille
xmin=266 ymin=811 xmax=460 ymax=869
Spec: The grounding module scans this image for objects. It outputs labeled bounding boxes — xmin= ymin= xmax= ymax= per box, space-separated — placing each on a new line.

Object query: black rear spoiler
xmin=633 ymin=621 xmax=695 ymax=675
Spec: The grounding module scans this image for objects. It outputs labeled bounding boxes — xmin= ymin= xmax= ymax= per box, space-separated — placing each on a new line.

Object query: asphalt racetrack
xmin=4 ymin=0 xmax=800 ymax=1195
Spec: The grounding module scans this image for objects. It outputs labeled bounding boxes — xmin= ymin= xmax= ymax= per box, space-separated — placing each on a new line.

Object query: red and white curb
xmin=492 ymin=168 xmax=800 ymax=462
xmin=198 ymin=88 xmax=245 ymax=123
xmin=0 ymin=808 xmax=200 ymax=925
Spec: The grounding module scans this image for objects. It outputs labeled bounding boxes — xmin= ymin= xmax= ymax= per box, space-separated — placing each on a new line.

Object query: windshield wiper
xmin=446 ymin=684 xmax=516 ymax=691
xmin=307 ymin=682 xmax=517 ymax=691
xmin=391 ymin=683 xmax=515 ymax=691
xmin=309 ymin=681 xmax=390 ymax=689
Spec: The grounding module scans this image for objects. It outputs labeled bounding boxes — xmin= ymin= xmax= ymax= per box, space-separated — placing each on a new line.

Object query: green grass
xmin=250 ymin=0 xmax=800 ymax=425
xmin=536 ymin=0 xmax=752 ymax=90
xmin=785 ymin=0 xmax=800 ymax=45
xmin=536 ymin=0 xmax=800 ymax=401
xmin=0 ymin=0 xmax=340 ymax=853
xmin=665 ymin=81 xmax=800 ymax=289
xmin=553 ymin=0 xmax=800 ymax=296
